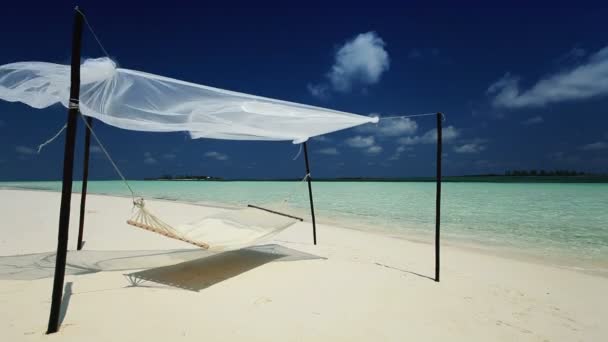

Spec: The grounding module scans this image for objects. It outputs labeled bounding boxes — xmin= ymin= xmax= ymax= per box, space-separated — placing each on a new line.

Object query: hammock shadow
xmin=0 ymin=245 xmax=320 ymax=282
xmin=0 ymin=249 xmax=212 ymax=281
xmin=125 ymin=244 xmax=322 ymax=292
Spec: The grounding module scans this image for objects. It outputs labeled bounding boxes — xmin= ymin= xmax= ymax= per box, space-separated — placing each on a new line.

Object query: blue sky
xmin=1 ymin=2 xmax=607 ymax=180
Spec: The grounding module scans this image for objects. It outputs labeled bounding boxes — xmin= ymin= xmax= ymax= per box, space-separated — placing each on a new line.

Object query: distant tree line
xmin=504 ymin=170 xmax=586 ymax=177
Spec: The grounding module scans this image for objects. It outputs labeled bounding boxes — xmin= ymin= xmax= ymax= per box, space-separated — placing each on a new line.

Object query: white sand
xmin=0 ymin=189 xmax=606 ymax=341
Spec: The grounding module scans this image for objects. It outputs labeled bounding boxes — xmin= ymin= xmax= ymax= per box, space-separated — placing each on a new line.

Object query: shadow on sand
xmin=374 ymin=262 xmax=436 ymax=281
xmin=0 ymin=244 xmax=323 ymax=291
xmin=0 ymin=245 xmax=322 ymax=332
xmin=125 ymin=245 xmax=321 ymax=291
xmin=59 ymin=282 xmax=73 ymax=326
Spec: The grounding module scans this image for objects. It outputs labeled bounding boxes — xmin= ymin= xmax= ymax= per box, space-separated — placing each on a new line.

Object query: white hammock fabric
xmin=0 ymin=57 xmax=378 ymax=143
xmin=127 ymin=199 xmax=299 ymax=251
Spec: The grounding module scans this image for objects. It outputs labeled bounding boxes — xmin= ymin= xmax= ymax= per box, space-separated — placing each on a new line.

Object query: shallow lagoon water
xmin=3 ymin=181 xmax=607 ymax=272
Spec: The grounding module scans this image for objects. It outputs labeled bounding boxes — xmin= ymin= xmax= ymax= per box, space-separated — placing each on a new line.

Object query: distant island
xmin=143 ymin=175 xmax=223 ymax=181
xmin=143 ymin=170 xmax=608 ymax=183
xmin=504 ymin=169 xmax=588 ymax=177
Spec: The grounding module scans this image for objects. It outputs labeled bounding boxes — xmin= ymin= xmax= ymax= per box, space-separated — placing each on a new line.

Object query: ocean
xmin=2 ymin=180 xmax=607 ymax=273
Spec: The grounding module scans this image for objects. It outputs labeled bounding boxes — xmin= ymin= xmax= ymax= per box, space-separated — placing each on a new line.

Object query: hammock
xmin=126 ymin=199 xmax=301 ymax=251
xmin=70 ymin=112 xmax=310 ymax=251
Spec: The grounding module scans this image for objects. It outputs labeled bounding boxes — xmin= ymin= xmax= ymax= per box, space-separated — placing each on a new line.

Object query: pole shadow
xmin=374 ymin=262 xmax=436 ymax=281
xmin=58 ymin=282 xmax=73 ymax=327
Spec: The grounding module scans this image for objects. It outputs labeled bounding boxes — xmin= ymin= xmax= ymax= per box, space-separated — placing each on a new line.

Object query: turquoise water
xmin=2 ymin=181 xmax=607 ymax=271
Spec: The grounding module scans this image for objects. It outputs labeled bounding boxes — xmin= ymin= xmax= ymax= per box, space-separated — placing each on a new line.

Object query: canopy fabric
xmin=0 ymin=57 xmax=378 ymax=143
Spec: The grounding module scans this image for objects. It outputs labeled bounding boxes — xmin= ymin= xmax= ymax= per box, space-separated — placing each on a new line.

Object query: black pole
xmin=302 ymin=142 xmax=317 ymax=245
xmin=77 ymin=116 xmax=93 ymax=250
xmin=47 ymin=7 xmax=83 ymax=334
xmin=435 ymin=112 xmax=443 ymax=282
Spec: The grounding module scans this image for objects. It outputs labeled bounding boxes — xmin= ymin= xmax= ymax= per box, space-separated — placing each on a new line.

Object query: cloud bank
xmin=580 ymin=141 xmax=608 ymax=151
xmin=15 ymin=145 xmax=36 ymax=155
xmin=488 ymin=45 xmax=608 ymax=108
xmin=204 ymin=151 xmax=229 ymax=161
xmin=317 ymin=147 xmax=340 ymax=155
xmin=454 ymin=143 xmax=486 ymax=154
xmin=356 ymin=117 xmax=417 ymax=137
xmin=345 ymin=135 xmax=376 ymax=148
xmin=344 ymin=135 xmax=383 ymax=155
xmin=397 ymin=126 xmax=460 ymax=145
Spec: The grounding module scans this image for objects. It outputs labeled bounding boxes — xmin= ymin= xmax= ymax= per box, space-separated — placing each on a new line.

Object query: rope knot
xmin=69 ymin=98 xmax=79 ymax=109
xmin=133 ymin=197 xmax=145 ymax=209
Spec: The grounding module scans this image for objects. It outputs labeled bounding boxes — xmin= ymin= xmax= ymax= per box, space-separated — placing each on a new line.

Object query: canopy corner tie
xmin=37 ymin=123 xmax=68 ymax=154
xmin=68 ymin=98 xmax=79 ymax=110
xmin=292 ymin=144 xmax=303 ymax=160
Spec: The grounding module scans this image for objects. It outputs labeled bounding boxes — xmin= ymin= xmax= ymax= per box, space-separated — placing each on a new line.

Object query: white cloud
xmin=522 ymin=116 xmax=544 ymax=125
xmin=15 ymin=145 xmax=36 ymax=155
xmin=162 ymin=153 xmax=176 ymax=160
xmin=488 ymin=45 xmax=608 ymax=108
xmin=204 ymin=151 xmax=229 ymax=161
xmin=389 ymin=145 xmax=411 ymax=160
xmin=309 ymin=31 xmax=389 ymax=98
xmin=345 ymin=135 xmax=375 ymax=148
xmin=555 ymin=47 xmax=586 ymax=65
xmin=329 ymin=32 xmax=390 ymax=92
xmin=454 ymin=143 xmax=486 ymax=154
xmin=366 ymin=145 xmax=383 ymax=154
xmin=143 ymin=152 xmax=157 ymax=164
xmin=312 ymin=135 xmax=331 ymax=142
xmin=0 ymin=120 xmax=5 ymax=127
xmin=344 ymin=135 xmax=384 ymax=156
xmin=317 ymin=147 xmax=339 ymax=155
xmin=397 ymin=126 xmax=460 ymax=145
xmin=306 ymin=83 xmax=330 ymax=100
xmin=90 ymin=145 xmax=103 ymax=154
xmin=580 ymin=141 xmax=608 ymax=151
xmin=356 ymin=117 xmax=418 ymax=137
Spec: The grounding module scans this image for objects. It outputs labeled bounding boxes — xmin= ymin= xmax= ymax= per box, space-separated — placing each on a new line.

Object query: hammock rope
xmin=79 ymin=114 xmax=137 ymax=202
xmin=126 ymin=198 xmax=210 ymax=249
xmin=379 ymin=112 xmax=446 ymax=121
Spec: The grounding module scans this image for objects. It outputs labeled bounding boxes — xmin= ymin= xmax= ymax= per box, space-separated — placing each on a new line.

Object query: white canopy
xmin=0 ymin=57 xmax=378 ymax=143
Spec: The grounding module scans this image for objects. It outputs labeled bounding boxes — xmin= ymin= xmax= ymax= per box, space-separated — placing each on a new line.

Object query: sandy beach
xmin=0 ymin=188 xmax=606 ymax=341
